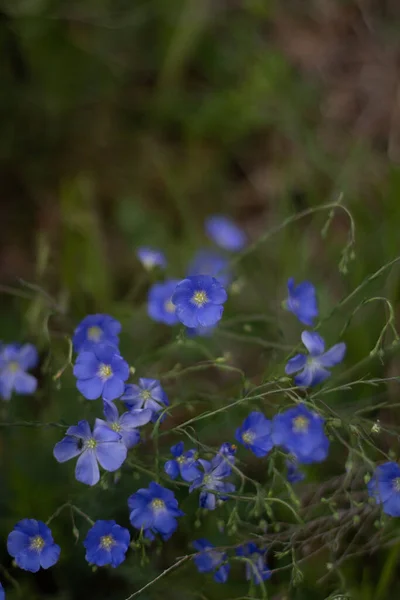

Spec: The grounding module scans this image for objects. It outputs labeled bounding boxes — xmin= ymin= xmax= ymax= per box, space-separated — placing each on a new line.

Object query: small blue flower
xmin=0 ymin=343 xmax=38 ymax=401
xmin=84 ymin=520 xmax=130 ymax=567
xmin=147 ymin=279 xmax=180 ymax=326
xmin=72 ymin=314 xmax=121 ymax=353
xmin=367 ymin=462 xmax=400 ymax=517
xmin=7 ymin=519 xmax=60 ymax=573
xmin=286 ymin=459 xmax=305 ymax=484
xmin=128 ymin=482 xmax=184 ymax=541
xmin=137 ymin=247 xmax=167 ymax=270
xmin=218 ymin=442 xmax=237 ymax=461
xmin=95 ymin=401 xmax=152 ymax=449
xmin=235 ymin=412 xmax=273 ymax=457
xmin=285 ymin=331 xmax=346 ymax=387
xmin=164 ymin=442 xmax=200 ymax=482
xmin=236 ymin=543 xmax=271 ymax=584
xmin=190 ymin=454 xmax=235 ymax=510
xmin=73 ymin=344 xmax=130 ymax=402
xmin=172 ymin=275 xmax=227 ymax=328
xmin=0 ymin=582 xmax=4 ymax=600
xmin=188 ymin=249 xmax=232 ymax=287
xmin=53 ymin=420 xmax=127 ymax=486
xmin=205 ymin=215 xmax=246 ymax=251
xmin=122 ymin=378 xmax=169 ymax=422
xmin=272 ymin=404 xmax=329 ymax=464
xmin=284 ymin=278 xmax=318 ymax=326
xmin=192 ymin=539 xmax=230 ymax=583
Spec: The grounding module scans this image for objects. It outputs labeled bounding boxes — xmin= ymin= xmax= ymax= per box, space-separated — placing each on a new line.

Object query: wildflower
xmin=73 ymin=344 xmax=129 ymax=402
xmin=164 ymin=442 xmax=200 ymax=482
xmin=147 ymin=279 xmax=180 ymax=326
xmin=7 ymin=519 xmax=60 ymax=573
xmin=218 ymin=442 xmax=237 ymax=462
xmin=188 ymin=249 xmax=231 ymax=287
xmin=236 ymin=543 xmax=271 ymax=584
xmin=272 ymin=404 xmax=329 ymax=464
xmin=192 ymin=539 xmax=230 ymax=583
xmin=235 ymin=412 xmax=274 ymax=457
xmin=190 ymin=454 xmax=235 ymax=510
xmin=286 ymin=459 xmax=305 ymax=484
xmin=205 ymin=215 xmax=246 ymax=252
xmin=53 ymin=419 xmax=126 ymax=486
xmin=284 ymin=278 xmax=318 ymax=326
xmin=367 ymin=462 xmax=400 ymax=517
xmin=122 ymin=378 xmax=169 ymax=423
xmin=95 ymin=401 xmax=152 ymax=449
xmin=128 ymin=482 xmax=184 ymax=541
xmin=285 ymin=331 xmax=346 ymax=387
xmin=84 ymin=520 xmax=130 ymax=567
xmin=0 ymin=343 xmax=38 ymax=401
xmin=172 ymin=275 xmax=227 ymax=328
xmin=136 ymin=247 xmax=167 ymax=270
xmin=72 ymin=314 xmax=121 ymax=353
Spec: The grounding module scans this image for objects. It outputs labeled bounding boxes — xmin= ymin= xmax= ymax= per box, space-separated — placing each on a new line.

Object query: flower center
xmin=100 ymin=534 xmax=115 ymax=550
xmin=242 ymin=430 xmax=255 ymax=444
xmin=98 ymin=364 xmax=113 ymax=379
xmin=393 ymin=477 xmax=400 ymax=492
xmin=30 ymin=535 xmax=45 ymax=551
xmin=191 ymin=290 xmax=208 ymax=307
xmin=140 ymin=390 xmax=152 ymax=401
xmin=87 ymin=326 xmax=102 ymax=341
xmin=203 ymin=474 xmax=213 ymax=486
xmin=86 ymin=437 xmax=97 ymax=449
xmin=111 ymin=422 xmax=122 ymax=433
xmin=293 ymin=416 xmax=309 ymax=432
xmin=164 ymin=299 xmax=176 ymax=313
xmin=177 ymin=455 xmax=186 ymax=464
xmin=142 ymin=255 xmax=156 ymax=269
xmin=151 ymin=498 xmax=165 ymax=510
xmin=8 ymin=361 xmax=20 ymax=373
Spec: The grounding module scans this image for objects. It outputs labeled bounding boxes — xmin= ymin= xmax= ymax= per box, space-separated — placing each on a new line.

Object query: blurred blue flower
xmin=192 ymin=539 xmax=230 ymax=583
xmin=172 ymin=275 xmax=227 ymax=328
xmin=190 ymin=454 xmax=235 ymax=510
xmin=205 ymin=215 xmax=246 ymax=251
xmin=147 ymin=279 xmax=180 ymax=326
xmin=236 ymin=543 xmax=271 ymax=584
xmin=128 ymin=482 xmax=184 ymax=541
xmin=53 ymin=419 xmax=126 ymax=486
xmin=7 ymin=519 xmax=60 ymax=573
xmin=272 ymin=404 xmax=329 ymax=464
xmin=73 ymin=344 xmax=130 ymax=402
xmin=84 ymin=520 xmax=130 ymax=568
xmin=164 ymin=442 xmax=200 ymax=482
xmin=188 ymin=249 xmax=231 ymax=287
xmin=0 ymin=343 xmax=38 ymax=401
xmin=284 ymin=278 xmax=318 ymax=326
xmin=367 ymin=462 xmax=400 ymax=517
xmin=285 ymin=331 xmax=346 ymax=387
xmin=286 ymin=459 xmax=305 ymax=484
xmin=122 ymin=378 xmax=169 ymax=422
xmin=137 ymin=247 xmax=167 ymax=270
xmin=72 ymin=314 xmax=121 ymax=353
xmin=235 ymin=412 xmax=274 ymax=457
xmin=185 ymin=325 xmax=215 ymax=338
xmin=0 ymin=582 xmax=3 ymax=600
xmin=95 ymin=401 xmax=152 ymax=449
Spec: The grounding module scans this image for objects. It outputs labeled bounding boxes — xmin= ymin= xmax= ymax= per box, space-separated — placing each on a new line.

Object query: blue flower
xmin=172 ymin=275 xmax=227 ymax=328
xmin=84 ymin=520 xmax=130 ymax=567
xmin=235 ymin=412 xmax=273 ymax=457
xmin=147 ymin=279 xmax=180 ymax=326
xmin=367 ymin=462 xmax=400 ymax=517
xmin=236 ymin=543 xmax=271 ymax=584
xmin=188 ymin=249 xmax=231 ymax=287
xmin=73 ymin=344 xmax=130 ymax=402
xmin=137 ymin=247 xmax=167 ymax=270
xmin=205 ymin=215 xmax=246 ymax=251
xmin=128 ymin=482 xmax=184 ymax=541
xmin=0 ymin=582 xmax=4 ymax=600
xmin=192 ymin=539 xmax=230 ymax=583
xmin=190 ymin=454 xmax=235 ymax=510
xmin=286 ymin=459 xmax=305 ymax=484
xmin=72 ymin=314 xmax=121 ymax=353
xmin=95 ymin=401 xmax=152 ymax=449
xmin=285 ymin=331 xmax=346 ymax=387
xmin=272 ymin=404 xmax=329 ymax=464
xmin=53 ymin=420 xmax=127 ymax=486
xmin=284 ymin=278 xmax=318 ymax=326
xmin=218 ymin=442 xmax=237 ymax=462
xmin=122 ymin=378 xmax=169 ymax=422
xmin=0 ymin=343 xmax=38 ymax=401
xmin=7 ymin=519 xmax=60 ymax=573
xmin=164 ymin=442 xmax=200 ymax=482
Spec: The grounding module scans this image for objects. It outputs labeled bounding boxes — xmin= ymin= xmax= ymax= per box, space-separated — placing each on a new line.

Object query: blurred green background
xmin=1 ymin=1 xmax=400 ymax=599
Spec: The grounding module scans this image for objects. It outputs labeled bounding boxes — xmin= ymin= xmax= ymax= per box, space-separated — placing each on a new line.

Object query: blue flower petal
xmin=285 ymin=354 xmax=307 ymax=375
xmin=318 ymin=342 xmax=346 ymax=367
xmin=164 ymin=460 xmax=180 ymax=480
xmin=301 ymin=331 xmax=325 ymax=356
xmin=75 ymin=450 xmax=100 ymax=486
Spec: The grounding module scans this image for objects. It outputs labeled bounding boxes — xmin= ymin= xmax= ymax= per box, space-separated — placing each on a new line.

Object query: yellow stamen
xmin=151 ymin=499 xmax=165 ymax=510
xmin=242 ymin=431 xmax=255 ymax=444
xmin=100 ymin=535 xmax=115 ymax=550
xmin=8 ymin=361 xmax=20 ymax=373
xmin=111 ymin=422 xmax=122 ymax=433
xmin=86 ymin=438 xmax=97 ymax=449
xmin=30 ymin=535 xmax=45 ymax=551
xmin=98 ymin=364 xmax=113 ymax=379
xmin=191 ymin=290 xmax=208 ymax=307
xmin=293 ymin=416 xmax=309 ymax=433
xmin=87 ymin=326 xmax=102 ymax=341
xmin=164 ymin=299 xmax=176 ymax=313
xmin=393 ymin=477 xmax=400 ymax=492
xmin=140 ymin=390 xmax=151 ymax=401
